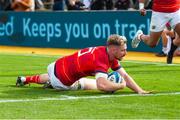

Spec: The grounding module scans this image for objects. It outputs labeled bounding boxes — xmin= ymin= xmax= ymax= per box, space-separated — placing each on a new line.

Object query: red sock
xmin=25 ymin=75 xmax=40 ymax=84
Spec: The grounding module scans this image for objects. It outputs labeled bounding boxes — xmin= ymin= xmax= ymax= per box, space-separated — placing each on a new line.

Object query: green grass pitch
xmin=0 ymin=53 xmax=180 ymax=119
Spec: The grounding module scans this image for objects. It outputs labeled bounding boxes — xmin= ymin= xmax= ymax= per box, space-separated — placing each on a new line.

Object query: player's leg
xmin=166 ymin=9 xmax=180 ymax=64
xmin=173 ymin=23 xmax=180 ymax=46
xmin=166 ymin=36 xmax=172 ymax=53
xmin=16 ymin=74 xmax=49 ymax=87
xmin=167 ymin=33 xmax=178 ymax=64
xmin=132 ymin=11 xmax=166 ymax=48
xmin=174 ymin=47 xmax=180 ymax=56
xmin=131 ymin=30 xmax=163 ymax=48
xmin=155 ymin=31 xmax=168 ymax=56
xmin=143 ymin=31 xmax=163 ymax=48
xmin=70 ymin=78 xmax=97 ymax=90
xmin=161 ymin=32 xmax=169 ymax=55
xmin=172 ymin=9 xmax=180 ymax=46
xmin=45 ymin=62 xmax=71 ymax=90
xmin=81 ymin=78 xmax=97 ymax=90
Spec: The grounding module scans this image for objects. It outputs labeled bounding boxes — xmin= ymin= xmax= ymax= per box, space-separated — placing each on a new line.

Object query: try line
xmin=0 ymin=91 xmax=180 ymax=103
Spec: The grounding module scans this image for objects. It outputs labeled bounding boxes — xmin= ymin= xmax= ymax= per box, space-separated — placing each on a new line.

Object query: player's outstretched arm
xmin=117 ymin=68 xmax=151 ymax=94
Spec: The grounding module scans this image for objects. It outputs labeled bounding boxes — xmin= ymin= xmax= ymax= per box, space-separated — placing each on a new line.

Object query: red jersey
xmin=152 ymin=0 xmax=180 ymax=12
xmin=55 ymin=46 xmax=121 ymax=86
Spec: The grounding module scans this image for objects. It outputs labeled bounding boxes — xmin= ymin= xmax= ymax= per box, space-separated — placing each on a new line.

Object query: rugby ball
xmin=108 ymin=71 xmax=123 ymax=83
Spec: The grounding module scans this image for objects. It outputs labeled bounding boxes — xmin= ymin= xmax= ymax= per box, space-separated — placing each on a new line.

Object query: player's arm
xmin=117 ymin=68 xmax=150 ymax=94
xmin=19 ymin=1 xmax=32 ymax=9
xmin=139 ymin=0 xmax=146 ymax=16
xmin=95 ymin=72 xmax=126 ymax=92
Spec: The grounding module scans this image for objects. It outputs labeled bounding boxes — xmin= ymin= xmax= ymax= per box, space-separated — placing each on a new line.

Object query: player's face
xmin=114 ymin=44 xmax=127 ymax=60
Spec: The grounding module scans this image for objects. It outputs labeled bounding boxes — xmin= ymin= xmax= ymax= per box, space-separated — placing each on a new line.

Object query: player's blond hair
xmin=107 ymin=34 xmax=127 ymax=46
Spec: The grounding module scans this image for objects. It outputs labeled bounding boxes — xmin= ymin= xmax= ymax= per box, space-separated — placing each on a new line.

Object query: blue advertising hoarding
xmin=0 ymin=11 xmax=161 ymax=52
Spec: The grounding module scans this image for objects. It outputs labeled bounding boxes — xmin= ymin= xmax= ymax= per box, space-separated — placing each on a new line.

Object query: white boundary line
xmin=1 ymin=92 xmax=180 ymax=103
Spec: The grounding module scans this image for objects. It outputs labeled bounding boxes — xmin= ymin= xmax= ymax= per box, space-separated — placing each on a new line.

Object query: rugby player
xmin=16 ymin=34 xmax=150 ymax=94
xmin=131 ymin=0 xmax=180 ymax=64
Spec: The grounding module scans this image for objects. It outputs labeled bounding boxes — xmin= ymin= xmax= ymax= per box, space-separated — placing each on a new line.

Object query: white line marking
xmin=0 ymin=52 xmax=59 ymax=58
xmin=0 ymin=92 xmax=180 ymax=103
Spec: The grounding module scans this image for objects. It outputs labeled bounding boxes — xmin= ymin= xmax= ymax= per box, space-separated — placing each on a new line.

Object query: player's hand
xmin=138 ymin=90 xmax=153 ymax=94
xmin=139 ymin=9 xmax=146 ymax=16
xmin=120 ymin=79 xmax=126 ymax=88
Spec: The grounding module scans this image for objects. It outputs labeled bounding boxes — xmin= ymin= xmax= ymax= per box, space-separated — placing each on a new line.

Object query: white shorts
xmin=150 ymin=9 xmax=180 ymax=32
xmin=47 ymin=62 xmax=71 ymax=90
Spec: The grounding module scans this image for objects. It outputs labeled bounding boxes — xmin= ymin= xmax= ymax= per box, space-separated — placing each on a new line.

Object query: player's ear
xmin=114 ymin=45 xmax=119 ymax=51
xmin=111 ymin=46 xmax=117 ymax=52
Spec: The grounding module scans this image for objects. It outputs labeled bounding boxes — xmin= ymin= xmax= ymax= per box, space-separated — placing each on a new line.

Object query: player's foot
xmin=167 ymin=42 xmax=177 ymax=64
xmin=70 ymin=81 xmax=82 ymax=90
xmin=131 ymin=30 xmax=143 ymax=48
xmin=155 ymin=51 xmax=167 ymax=57
xmin=43 ymin=81 xmax=53 ymax=89
xmin=16 ymin=76 xmax=26 ymax=87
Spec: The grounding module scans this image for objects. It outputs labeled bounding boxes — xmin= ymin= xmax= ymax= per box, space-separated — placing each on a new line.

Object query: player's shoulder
xmin=96 ymin=46 xmax=106 ymax=49
xmin=94 ymin=46 xmax=109 ymax=62
xmin=93 ymin=46 xmax=107 ymax=55
xmin=95 ymin=46 xmax=106 ymax=52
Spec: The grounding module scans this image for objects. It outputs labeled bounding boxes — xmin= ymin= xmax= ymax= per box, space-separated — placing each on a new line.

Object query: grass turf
xmin=0 ymin=53 xmax=180 ymax=119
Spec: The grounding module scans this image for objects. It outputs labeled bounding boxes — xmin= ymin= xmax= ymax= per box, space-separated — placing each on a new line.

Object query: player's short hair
xmin=107 ymin=34 xmax=127 ymax=46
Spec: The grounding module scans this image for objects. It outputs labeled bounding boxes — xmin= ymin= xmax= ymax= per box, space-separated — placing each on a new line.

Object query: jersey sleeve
xmin=94 ymin=59 xmax=109 ymax=73
xmin=95 ymin=72 xmax=108 ymax=80
xmin=111 ymin=59 xmax=121 ymax=71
